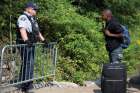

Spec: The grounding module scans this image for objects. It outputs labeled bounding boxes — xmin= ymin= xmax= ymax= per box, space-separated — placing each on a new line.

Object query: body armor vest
xmin=16 ymin=13 xmax=40 ymax=44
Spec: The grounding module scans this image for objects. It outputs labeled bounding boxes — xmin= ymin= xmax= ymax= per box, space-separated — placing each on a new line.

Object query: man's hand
xmin=104 ymin=30 xmax=122 ymax=38
xmin=25 ymin=40 xmax=33 ymax=47
xmin=42 ymin=39 xmax=48 ymax=48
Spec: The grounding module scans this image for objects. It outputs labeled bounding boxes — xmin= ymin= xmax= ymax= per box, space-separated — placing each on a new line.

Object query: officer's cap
xmin=25 ymin=2 xmax=39 ymax=10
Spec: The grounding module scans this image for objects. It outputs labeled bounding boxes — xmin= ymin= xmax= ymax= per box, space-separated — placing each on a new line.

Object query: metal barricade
xmin=0 ymin=42 xmax=57 ymax=88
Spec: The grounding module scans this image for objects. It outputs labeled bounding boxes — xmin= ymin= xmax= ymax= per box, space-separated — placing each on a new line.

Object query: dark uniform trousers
xmin=17 ymin=40 xmax=35 ymax=90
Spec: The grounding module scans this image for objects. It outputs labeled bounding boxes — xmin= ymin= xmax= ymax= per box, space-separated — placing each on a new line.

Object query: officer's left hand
xmin=42 ymin=39 xmax=48 ymax=48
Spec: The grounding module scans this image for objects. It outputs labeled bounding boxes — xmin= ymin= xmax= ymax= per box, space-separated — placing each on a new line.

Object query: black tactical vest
xmin=16 ymin=13 xmax=40 ymax=44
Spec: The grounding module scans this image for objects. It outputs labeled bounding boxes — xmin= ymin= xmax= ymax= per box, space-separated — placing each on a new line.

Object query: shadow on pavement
xmin=128 ymin=75 xmax=140 ymax=89
xmin=93 ymin=89 xmax=102 ymax=93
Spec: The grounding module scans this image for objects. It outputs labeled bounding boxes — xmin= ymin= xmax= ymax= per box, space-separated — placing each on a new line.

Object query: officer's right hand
xmin=25 ymin=40 xmax=33 ymax=47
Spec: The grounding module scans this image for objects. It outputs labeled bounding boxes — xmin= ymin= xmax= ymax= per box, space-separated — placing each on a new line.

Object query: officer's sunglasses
xmin=32 ymin=8 xmax=37 ymax=11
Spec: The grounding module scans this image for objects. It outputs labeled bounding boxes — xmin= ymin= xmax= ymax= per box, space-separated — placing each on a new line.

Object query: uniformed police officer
xmin=16 ymin=2 xmax=46 ymax=92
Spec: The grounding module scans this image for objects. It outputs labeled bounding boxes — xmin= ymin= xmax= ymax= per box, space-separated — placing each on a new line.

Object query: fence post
xmin=53 ymin=47 xmax=57 ymax=81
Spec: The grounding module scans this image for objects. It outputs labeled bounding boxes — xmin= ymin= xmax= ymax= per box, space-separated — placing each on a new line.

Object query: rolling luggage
xmin=101 ymin=63 xmax=127 ymax=93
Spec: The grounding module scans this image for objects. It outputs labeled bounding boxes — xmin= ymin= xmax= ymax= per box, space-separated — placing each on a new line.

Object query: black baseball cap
xmin=25 ymin=2 xmax=39 ymax=10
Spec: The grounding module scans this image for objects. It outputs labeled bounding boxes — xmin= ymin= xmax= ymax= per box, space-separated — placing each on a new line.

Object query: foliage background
xmin=0 ymin=0 xmax=140 ymax=85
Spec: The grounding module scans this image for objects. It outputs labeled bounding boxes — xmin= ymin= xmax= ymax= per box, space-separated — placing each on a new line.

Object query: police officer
xmin=16 ymin=2 xmax=46 ymax=92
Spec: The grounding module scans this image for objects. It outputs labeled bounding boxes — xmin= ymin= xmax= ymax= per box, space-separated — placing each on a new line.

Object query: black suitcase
xmin=101 ymin=63 xmax=127 ymax=93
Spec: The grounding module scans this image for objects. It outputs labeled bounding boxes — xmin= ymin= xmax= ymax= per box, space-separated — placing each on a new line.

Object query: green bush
xmin=0 ymin=0 xmax=140 ymax=85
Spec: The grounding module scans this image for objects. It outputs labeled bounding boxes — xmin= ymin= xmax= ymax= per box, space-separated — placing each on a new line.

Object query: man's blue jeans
xmin=108 ymin=46 xmax=123 ymax=63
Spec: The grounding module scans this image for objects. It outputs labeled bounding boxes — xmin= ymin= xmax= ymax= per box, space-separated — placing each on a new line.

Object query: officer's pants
xmin=19 ymin=46 xmax=35 ymax=89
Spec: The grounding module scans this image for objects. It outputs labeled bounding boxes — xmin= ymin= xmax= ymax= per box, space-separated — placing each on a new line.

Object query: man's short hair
xmin=102 ymin=9 xmax=113 ymax=17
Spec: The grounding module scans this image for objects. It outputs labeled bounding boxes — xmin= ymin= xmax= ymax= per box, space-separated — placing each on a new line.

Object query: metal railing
xmin=0 ymin=42 xmax=57 ymax=88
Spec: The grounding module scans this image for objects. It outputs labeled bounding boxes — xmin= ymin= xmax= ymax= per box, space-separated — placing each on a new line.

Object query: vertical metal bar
xmin=41 ymin=45 xmax=44 ymax=79
xmin=25 ymin=46 xmax=29 ymax=81
xmin=0 ymin=55 xmax=3 ymax=84
xmin=41 ymin=44 xmax=44 ymax=81
xmin=29 ymin=47 xmax=31 ymax=81
xmin=12 ymin=60 xmax=16 ymax=84
xmin=36 ymin=44 xmax=39 ymax=78
xmin=37 ymin=46 xmax=39 ymax=78
xmin=44 ymin=45 xmax=48 ymax=76
xmin=35 ymin=45 xmax=37 ymax=78
xmin=34 ymin=44 xmax=36 ymax=78
xmin=50 ymin=44 xmax=53 ymax=74
xmin=0 ymin=46 xmax=7 ymax=84
xmin=50 ymin=44 xmax=53 ymax=75
xmin=43 ymin=44 xmax=46 ymax=77
xmin=41 ymin=45 xmax=44 ymax=77
xmin=53 ymin=47 xmax=57 ymax=81
xmin=34 ymin=45 xmax=36 ymax=78
xmin=21 ymin=45 xmax=25 ymax=82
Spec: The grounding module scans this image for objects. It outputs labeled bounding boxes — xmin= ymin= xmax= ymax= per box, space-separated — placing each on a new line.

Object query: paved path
xmin=1 ymin=83 xmax=140 ymax=93
xmin=0 ymin=86 xmax=101 ymax=93
xmin=32 ymin=87 xmax=140 ymax=93
xmin=34 ymin=87 xmax=101 ymax=93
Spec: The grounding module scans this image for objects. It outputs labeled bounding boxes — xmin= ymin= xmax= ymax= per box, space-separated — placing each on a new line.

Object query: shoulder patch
xmin=20 ymin=17 xmax=26 ymax=21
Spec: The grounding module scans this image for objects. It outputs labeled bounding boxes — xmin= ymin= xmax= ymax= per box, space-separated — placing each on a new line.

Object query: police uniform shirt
xmin=17 ymin=12 xmax=34 ymax=33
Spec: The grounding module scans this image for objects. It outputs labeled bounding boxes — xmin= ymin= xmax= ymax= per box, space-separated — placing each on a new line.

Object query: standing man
xmin=16 ymin=2 xmax=46 ymax=92
xmin=101 ymin=9 xmax=123 ymax=63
